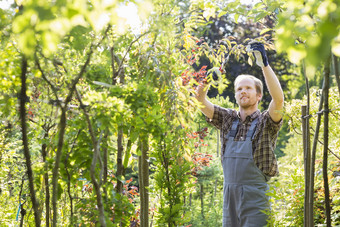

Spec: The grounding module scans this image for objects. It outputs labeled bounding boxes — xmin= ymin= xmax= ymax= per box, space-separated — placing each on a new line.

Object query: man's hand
xmin=246 ymin=42 xmax=268 ymax=68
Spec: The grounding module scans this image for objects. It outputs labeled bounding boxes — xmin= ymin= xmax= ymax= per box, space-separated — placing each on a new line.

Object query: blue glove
xmin=246 ymin=42 xmax=268 ymax=67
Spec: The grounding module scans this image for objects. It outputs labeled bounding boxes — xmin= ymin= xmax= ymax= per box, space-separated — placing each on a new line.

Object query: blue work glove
xmin=246 ymin=42 xmax=268 ymax=67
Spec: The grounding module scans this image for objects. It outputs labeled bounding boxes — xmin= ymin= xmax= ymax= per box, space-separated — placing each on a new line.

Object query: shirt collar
xmin=237 ymin=110 xmax=260 ymax=122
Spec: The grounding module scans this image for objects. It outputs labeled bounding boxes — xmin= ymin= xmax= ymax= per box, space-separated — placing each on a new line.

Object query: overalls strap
xmin=226 ymin=118 xmax=258 ymax=140
xmin=228 ymin=118 xmax=239 ymax=138
xmin=246 ymin=118 xmax=259 ymax=140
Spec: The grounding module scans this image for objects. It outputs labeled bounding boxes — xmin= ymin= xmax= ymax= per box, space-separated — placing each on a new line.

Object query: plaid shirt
xmin=206 ymin=105 xmax=282 ymax=177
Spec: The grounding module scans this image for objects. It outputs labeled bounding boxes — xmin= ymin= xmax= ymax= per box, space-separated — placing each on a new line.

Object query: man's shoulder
xmin=256 ymin=110 xmax=283 ymax=134
xmin=259 ymin=110 xmax=283 ymax=125
xmin=214 ymin=105 xmax=237 ymax=117
xmin=258 ymin=110 xmax=269 ymax=118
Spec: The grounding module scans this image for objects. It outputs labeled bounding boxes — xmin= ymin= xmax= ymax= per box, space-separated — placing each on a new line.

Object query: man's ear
xmin=235 ymin=94 xmax=239 ymax=105
xmin=257 ymin=93 xmax=262 ymax=102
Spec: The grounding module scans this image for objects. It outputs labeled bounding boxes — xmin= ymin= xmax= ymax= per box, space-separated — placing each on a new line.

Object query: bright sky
xmin=0 ymin=0 xmax=12 ymax=9
xmin=0 ymin=0 xmax=142 ymax=31
xmin=0 ymin=0 xmax=257 ymax=31
xmin=116 ymin=2 xmax=142 ymax=33
xmin=1 ymin=0 xmax=258 ymax=10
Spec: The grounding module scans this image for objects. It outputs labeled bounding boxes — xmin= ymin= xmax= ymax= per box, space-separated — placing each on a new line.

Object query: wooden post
xmin=323 ymin=56 xmax=332 ymax=227
xmin=139 ymin=136 xmax=149 ymax=227
xmin=302 ymin=105 xmax=312 ymax=227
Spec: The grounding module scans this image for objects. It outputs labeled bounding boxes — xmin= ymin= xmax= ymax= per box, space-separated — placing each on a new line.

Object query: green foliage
xmin=1 ymin=0 xmax=340 ymax=226
xmin=151 ymin=126 xmax=194 ymax=225
xmin=0 ymin=41 xmax=21 ymax=118
xmin=187 ymin=156 xmax=224 ymax=227
xmin=0 ymin=124 xmax=35 ymax=225
xmin=269 ymin=88 xmax=340 ymax=226
xmin=182 ymin=95 xmax=231 ymax=226
xmin=275 ymin=0 xmax=340 ymax=73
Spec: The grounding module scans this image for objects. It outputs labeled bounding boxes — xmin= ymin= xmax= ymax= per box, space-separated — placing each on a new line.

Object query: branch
xmin=117 ymin=31 xmax=150 ymax=75
xmin=310 ymin=129 xmax=340 ymax=161
xmin=18 ymin=175 xmax=26 ymax=227
xmin=19 ymin=56 xmax=41 ymax=226
xmin=110 ymin=47 xmax=118 ymax=85
xmin=35 ymin=56 xmax=62 ymax=108
xmin=318 ymin=140 xmax=340 ymax=161
xmin=332 ymin=54 xmax=340 ymax=96
xmin=75 ymin=87 xmax=106 ymax=227
xmin=64 ymin=129 xmax=81 ymax=223
xmin=51 ymin=25 xmax=111 ymax=227
xmin=287 ymin=114 xmax=302 ymax=135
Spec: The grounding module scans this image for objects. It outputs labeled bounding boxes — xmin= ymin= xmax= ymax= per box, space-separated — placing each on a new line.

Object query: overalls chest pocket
xmin=223 ymin=118 xmax=258 ymax=158
xmin=224 ymin=138 xmax=253 ymax=158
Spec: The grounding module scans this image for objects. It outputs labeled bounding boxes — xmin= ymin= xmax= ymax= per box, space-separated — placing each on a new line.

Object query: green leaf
xmin=41 ymin=31 xmax=59 ymax=56
xmin=260 ymin=28 xmax=272 ymax=35
xmin=332 ymin=41 xmax=340 ymax=57
xmin=248 ymin=56 xmax=253 ymax=66
xmin=12 ymin=12 xmax=32 ymax=33
xmin=234 ymin=14 xmax=239 ymax=24
xmin=92 ymin=81 xmax=114 ymax=87
xmin=218 ymin=11 xmax=227 ymax=18
xmin=254 ymin=12 xmax=268 ymax=22
xmin=88 ymin=10 xmax=110 ymax=33
xmin=58 ymin=182 xmax=64 ymax=200
xmin=116 ymin=175 xmax=125 ymax=183
xmin=253 ymin=2 xmax=264 ymax=9
xmin=287 ymin=46 xmax=307 ymax=65
xmin=18 ymin=29 xmax=37 ymax=56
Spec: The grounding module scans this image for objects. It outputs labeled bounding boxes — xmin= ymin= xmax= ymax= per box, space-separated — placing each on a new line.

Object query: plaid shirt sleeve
xmin=205 ymin=105 xmax=232 ymax=130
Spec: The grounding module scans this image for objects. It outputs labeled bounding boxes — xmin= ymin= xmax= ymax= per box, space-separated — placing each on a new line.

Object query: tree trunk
xmin=116 ymin=127 xmax=124 ymax=227
xmin=214 ymin=179 xmax=217 ymax=206
xmin=332 ymin=54 xmax=340 ymax=95
xmin=323 ymin=56 xmax=332 ymax=227
xmin=116 ymin=127 xmax=124 ymax=194
xmin=36 ymin=27 xmax=110 ymax=227
xmin=19 ymin=204 xmax=26 ymax=227
xmin=64 ymin=129 xmax=80 ymax=225
xmin=76 ymin=88 xmax=106 ymax=227
xmin=139 ymin=136 xmax=149 ymax=227
xmin=42 ymin=141 xmax=50 ymax=227
xmin=302 ymin=105 xmax=312 ymax=227
xmin=310 ymin=79 xmax=325 ymax=227
xmin=20 ymin=56 xmax=41 ymax=227
xmin=110 ymin=47 xmax=117 ymax=85
xmin=200 ymin=183 xmax=205 ymax=222
xmin=18 ymin=176 xmax=26 ymax=227
xmin=102 ymin=129 xmax=109 ymax=200
xmin=52 ymin=108 xmax=67 ymax=227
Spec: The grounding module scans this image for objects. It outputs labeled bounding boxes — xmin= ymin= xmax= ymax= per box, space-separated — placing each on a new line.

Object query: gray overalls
xmin=222 ymin=117 xmax=270 ymax=227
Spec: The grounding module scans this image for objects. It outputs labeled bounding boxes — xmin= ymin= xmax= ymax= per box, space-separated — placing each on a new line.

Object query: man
xmin=195 ymin=42 xmax=284 ymax=226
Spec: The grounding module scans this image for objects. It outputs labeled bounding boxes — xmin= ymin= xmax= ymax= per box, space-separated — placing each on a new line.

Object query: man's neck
xmin=239 ymin=107 xmax=259 ymax=122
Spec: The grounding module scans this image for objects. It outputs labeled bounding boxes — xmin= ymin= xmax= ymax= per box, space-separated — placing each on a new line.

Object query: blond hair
xmin=234 ymin=74 xmax=263 ymax=96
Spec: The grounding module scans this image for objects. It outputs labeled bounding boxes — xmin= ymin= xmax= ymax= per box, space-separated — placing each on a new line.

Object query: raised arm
xmin=195 ymin=83 xmax=214 ymax=119
xmin=262 ymin=65 xmax=284 ymax=122
xmin=248 ymin=42 xmax=284 ymax=122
